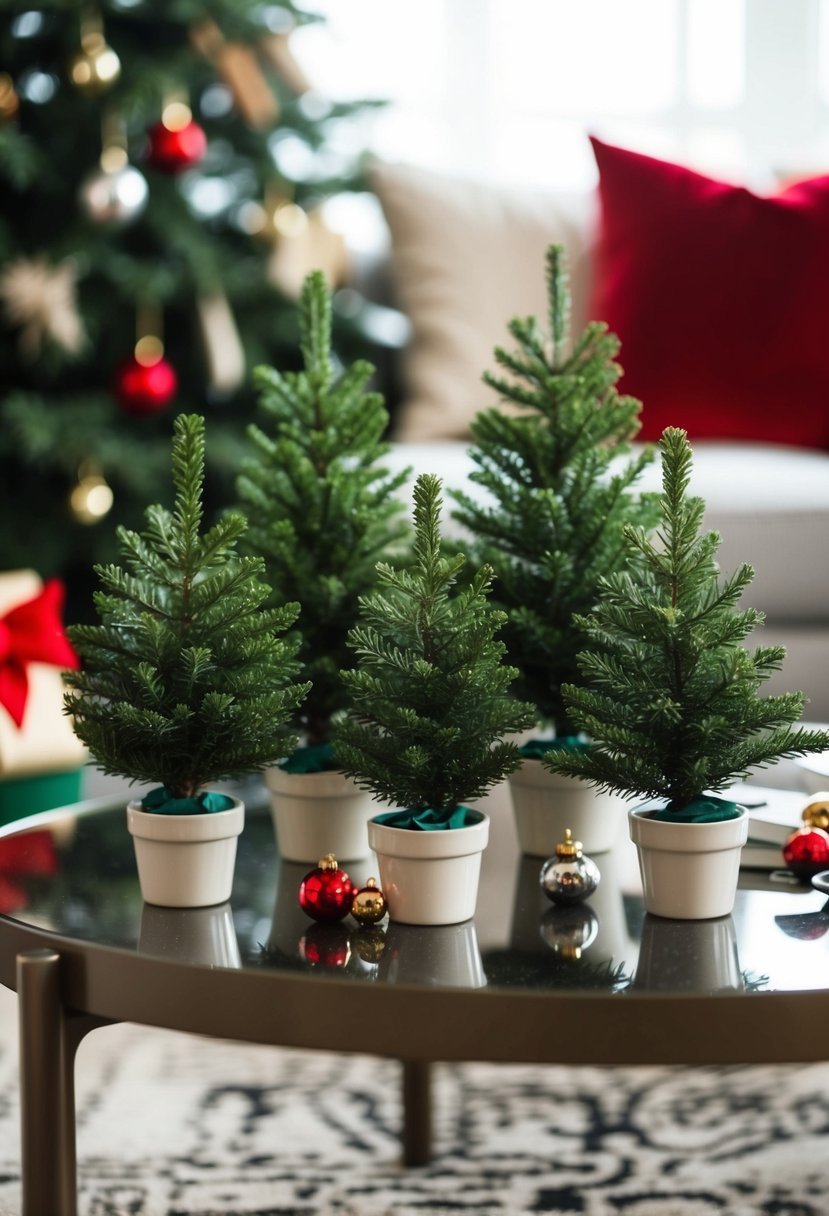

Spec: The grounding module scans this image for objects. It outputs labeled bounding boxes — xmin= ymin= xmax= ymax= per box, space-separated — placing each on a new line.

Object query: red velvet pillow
xmin=589 ymin=135 xmax=829 ymax=448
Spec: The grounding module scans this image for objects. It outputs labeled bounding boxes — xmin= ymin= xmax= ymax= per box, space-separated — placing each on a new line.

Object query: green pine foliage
xmin=452 ymin=244 xmax=659 ymax=737
xmin=64 ymin=413 xmax=310 ymax=798
xmin=237 ymin=270 xmax=410 ymax=748
xmin=546 ymin=427 xmax=829 ymax=810
xmin=0 ymin=1 xmax=383 ymax=613
xmin=334 ymin=473 xmax=536 ymax=820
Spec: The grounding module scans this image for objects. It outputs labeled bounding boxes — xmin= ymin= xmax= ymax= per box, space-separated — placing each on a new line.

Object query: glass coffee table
xmin=2 ymin=783 xmax=829 ymax=1216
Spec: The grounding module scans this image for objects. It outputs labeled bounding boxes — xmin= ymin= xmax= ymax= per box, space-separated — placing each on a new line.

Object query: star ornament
xmin=0 ymin=257 xmax=87 ymax=357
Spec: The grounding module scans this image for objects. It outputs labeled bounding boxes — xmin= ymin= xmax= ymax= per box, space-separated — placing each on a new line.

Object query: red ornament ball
xmin=115 ymin=352 xmax=177 ymax=416
xmin=782 ymin=826 xmax=829 ymax=879
xmin=298 ymin=853 xmax=354 ymax=922
xmin=147 ymin=117 xmax=207 ymax=173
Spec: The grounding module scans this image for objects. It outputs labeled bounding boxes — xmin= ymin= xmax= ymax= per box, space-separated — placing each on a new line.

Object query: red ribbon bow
xmin=0 ymin=579 xmax=79 ymax=729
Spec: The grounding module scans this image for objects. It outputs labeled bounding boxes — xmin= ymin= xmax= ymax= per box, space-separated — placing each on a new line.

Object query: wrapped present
xmin=0 ymin=570 xmax=86 ymax=823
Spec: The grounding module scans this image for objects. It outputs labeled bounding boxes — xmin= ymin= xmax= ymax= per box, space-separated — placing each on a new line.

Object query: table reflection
xmin=379 ymin=921 xmax=485 ymax=988
xmin=139 ymin=901 xmax=242 ymax=969
xmin=0 ymin=802 xmax=827 ymax=996
xmin=633 ymin=915 xmax=743 ymax=992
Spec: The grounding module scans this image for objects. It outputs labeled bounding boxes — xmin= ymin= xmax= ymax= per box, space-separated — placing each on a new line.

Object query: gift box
xmin=0 ymin=570 xmax=86 ymax=825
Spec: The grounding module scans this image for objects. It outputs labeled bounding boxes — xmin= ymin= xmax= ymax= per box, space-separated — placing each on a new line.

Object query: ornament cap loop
xmin=554 ymin=827 xmax=582 ymax=859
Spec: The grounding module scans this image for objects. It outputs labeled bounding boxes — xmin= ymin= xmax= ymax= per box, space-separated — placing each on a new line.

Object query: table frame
xmin=3 ymin=914 xmax=829 ymax=1216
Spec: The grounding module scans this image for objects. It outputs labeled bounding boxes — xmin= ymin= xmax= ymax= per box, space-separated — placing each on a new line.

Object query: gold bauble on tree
xmin=69 ymin=463 xmax=114 ymax=526
xmin=69 ymin=10 xmax=120 ymax=96
xmin=69 ymin=35 xmax=120 ymax=94
xmin=0 ymin=73 xmax=20 ymax=122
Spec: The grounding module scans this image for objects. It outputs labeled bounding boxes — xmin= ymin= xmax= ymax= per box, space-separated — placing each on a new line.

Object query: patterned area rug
xmin=1 ymin=988 xmax=828 ymax=1216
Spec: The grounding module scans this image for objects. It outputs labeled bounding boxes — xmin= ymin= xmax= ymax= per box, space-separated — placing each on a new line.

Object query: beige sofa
xmin=368 ymin=162 xmax=829 ymax=722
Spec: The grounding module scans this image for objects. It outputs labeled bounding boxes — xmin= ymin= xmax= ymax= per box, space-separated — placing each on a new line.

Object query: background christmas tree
xmin=0 ymin=0 xmax=382 ymax=618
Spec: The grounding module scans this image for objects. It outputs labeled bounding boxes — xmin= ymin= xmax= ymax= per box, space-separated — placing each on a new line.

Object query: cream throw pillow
xmin=371 ymin=161 xmax=597 ymax=442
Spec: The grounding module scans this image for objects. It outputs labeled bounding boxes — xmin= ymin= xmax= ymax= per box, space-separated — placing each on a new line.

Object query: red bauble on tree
xmin=147 ymin=103 xmax=207 ymax=174
xmin=298 ymin=853 xmax=354 ymax=922
xmin=115 ymin=336 xmax=177 ymax=416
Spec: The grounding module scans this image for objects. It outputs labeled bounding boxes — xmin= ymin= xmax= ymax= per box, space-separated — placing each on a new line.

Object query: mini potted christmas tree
xmin=452 ymin=244 xmax=659 ymax=855
xmin=237 ymin=271 xmax=410 ymax=863
xmin=334 ymin=473 xmax=536 ymax=925
xmin=64 ymin=414 xmax=310 ymax=908
xmin=546 ymin=426 xmax=829 ymax=919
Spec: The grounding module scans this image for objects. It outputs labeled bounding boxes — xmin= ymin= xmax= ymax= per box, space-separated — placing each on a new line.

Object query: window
xmin=295 ymin=0 xmax=829 ymax=189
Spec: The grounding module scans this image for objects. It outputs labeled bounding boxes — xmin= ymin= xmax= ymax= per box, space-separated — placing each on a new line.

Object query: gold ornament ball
xmin=802 ymin=795 xmax=829 ymax=831
xmin=69 ymin=34 xmax=121 ymax=95
xmin=0 ymin=74 xmax=19 ymax=122
xmin=69 ymin=471 xmax=114 ymax=525
xmin=351 ymin=877 xmax=387 ymax=924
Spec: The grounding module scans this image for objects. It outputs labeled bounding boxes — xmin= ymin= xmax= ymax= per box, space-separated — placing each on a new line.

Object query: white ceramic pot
xmin=508 ymin=761 xmax=626 ymax=856
xmin=126 ymin=797 xmax=244 ymax=908
xmin=367 ymin=811 xmax=490 ymax=926
xmin=628 ymin=805 xmax=749 ymax=920
xmin=265 ymin=767 xmax=375 ymax=863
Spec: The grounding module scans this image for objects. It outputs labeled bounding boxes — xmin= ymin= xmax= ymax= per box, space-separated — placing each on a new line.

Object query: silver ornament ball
xmin=79 ymin=164 xmax=148 ymax=226
xmin=539 ymin=828 xmax=601 ymax=905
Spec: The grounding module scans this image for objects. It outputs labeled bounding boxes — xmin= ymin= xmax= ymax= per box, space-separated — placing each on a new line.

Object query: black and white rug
xmin=0 ymin=989 xmax=827 ymax=1216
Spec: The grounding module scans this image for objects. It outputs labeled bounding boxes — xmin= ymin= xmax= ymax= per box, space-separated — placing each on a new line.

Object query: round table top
xmin=2 ymin=782 xmax=829 ymax=1066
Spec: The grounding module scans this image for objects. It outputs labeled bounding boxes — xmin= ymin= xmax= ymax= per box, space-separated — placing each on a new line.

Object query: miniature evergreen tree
xmin=333 ymin=473 xmax=536 ymax=827
xmin=452 ymin=244 xmax=659 ymax=741
xmin=546 ymin=427 xmax=829 ymax=817
xmin=64 ymin=413 xmax=310 ymax=804
xmin=237 ymin=270 xmax=409 ymax=757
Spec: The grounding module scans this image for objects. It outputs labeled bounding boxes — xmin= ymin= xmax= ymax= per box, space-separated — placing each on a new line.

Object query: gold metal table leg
xmin=17 ymin=949 xmax=79 ymax=1216
xmin=401 ymin=1058 xmax=432 ymax=1166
